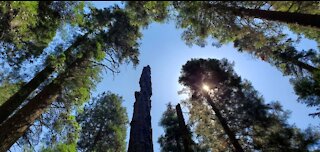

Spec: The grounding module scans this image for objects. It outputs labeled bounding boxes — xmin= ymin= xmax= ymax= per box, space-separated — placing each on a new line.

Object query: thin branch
xmin=89 ymin=60 xmax=120 ymax=74
xmin=309 ymin=112 xmax=320 ymax=117
xmin=267 ymin=4 xmax=273 ymax=11
xmin=24 ymin=134 xmax=36 ymax=152
xmin=286 ymin=2 xmax=294 ymax=12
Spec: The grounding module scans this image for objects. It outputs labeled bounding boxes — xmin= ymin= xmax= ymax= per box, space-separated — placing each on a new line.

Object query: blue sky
xmin=91 ymin=2 xmax=319 ymax=151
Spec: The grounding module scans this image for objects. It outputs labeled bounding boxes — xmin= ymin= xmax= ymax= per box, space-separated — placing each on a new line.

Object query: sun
xmin=202 ymin=84 xmax=210 ymax=92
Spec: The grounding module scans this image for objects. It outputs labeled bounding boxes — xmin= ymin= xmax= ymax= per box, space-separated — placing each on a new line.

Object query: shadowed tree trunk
xmin=0 ymin=54 xmax=89 ymax=151
xmin=174 ymin=133 xmax=182 ymax=152
xmin=88 ymin=127 xmax=103 ymax=152
xmin=0 ymin=33 xmax=88 ymax=125
xmin=176 ymin=103 xmax=193 ymax=152
xmin=203 ymin=93 xmax=244 ymax=152
xmin=278 ymin=52 xmax=318 ymax=74
xmin=208 ymin=3 xmax=320 ymax=29
xmin=128 ymin=66 xmax=153 ymax=152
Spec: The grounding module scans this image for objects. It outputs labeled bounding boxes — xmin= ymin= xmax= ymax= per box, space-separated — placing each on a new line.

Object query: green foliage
xmin=77 ymin=92 xmax=128 ymax=152
xmin=292 ymin=70 xmax=320 ymax=117
xmin=0 ymin=80 xmax=24 ymax=106
xmin=125 ymin=1 xmax=170 ymax=27
xmin=269 ymin=1 xmax=320 ymax=47
xmin=8 ymin=5 xmax=143 ymax=150
xmin=158 ymin=103 xmax=184 ymax=152
xmin=158 ymin=103 xmax=207 ymax=152
xmin=41 ymin=142 xmax=77 ymax=152
xmin=178 ymin=58 xmax=320 ymax=151
xmin=0 ymin=1 xmax=86 ymax=68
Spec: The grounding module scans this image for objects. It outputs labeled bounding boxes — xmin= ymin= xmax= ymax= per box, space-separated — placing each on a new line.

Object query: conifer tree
xmin=179 ymin=58 xmax=320 ymax=151
xmin=77 ymin=92 xmax=128 ymax=152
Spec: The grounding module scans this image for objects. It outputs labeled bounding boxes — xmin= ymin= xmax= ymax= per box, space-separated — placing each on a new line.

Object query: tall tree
xmin=158 ymin=103 xmax=206 ymax=152
xmin=77 ymin=92 xmax=128 ymax=152
xmin=178 ymin=58 xmax=320 ymax=151
xmin=0 ymin=6 xmax=142 ymax=151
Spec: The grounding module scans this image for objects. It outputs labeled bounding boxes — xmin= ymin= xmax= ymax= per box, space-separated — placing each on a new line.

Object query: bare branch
xmin=89 ymin=60 xmax=120 ymax=74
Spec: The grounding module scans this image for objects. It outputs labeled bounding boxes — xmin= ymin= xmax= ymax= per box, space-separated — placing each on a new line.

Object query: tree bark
xmin=0 ymin=66 xmax=54 ymax=125
xmin=204 ymin=93 xmax=244 ymax=152
xmin=209 ymin=3 xmax=320 ymax=29
xmin=176 ymin=104 xmax=193 ymax=152
xmin=0 ymin=33 xmax=88 ymax=125
xmin=0 ymin=55 xmax=89 ymax=151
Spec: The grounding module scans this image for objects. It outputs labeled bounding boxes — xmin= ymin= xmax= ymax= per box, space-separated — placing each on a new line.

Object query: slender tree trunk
xmin=0 ymin=33 xmax=88 ymax=125
xmin=0 ymin=55 xmax=89 ymax=151
xmin=174 ymin=133 xmax=182 ymax=152
xmin=209 ymin=3 xmax=320 ymax=29
xmin=89 ymin=127 xmax=103 ymax=152
xmin=176 ymin=104 xmax=193 ymax=152
xmin=203 ymin=93 xmax=244 ymax=152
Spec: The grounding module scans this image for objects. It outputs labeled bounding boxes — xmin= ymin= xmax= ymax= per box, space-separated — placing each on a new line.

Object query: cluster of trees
xmin=42 ymin=92 xmax=128 ymax=152
xmin=0 ymin=1 xmax=319 ymax=152
xmin=0 ymin=1 xmax=140 ymax=151
xmin=126 ymin=1 xmax=320 ymax=117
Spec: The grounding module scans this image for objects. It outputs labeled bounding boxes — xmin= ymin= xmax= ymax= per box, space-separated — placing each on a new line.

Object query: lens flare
xmin=202 ymin=84 xmax=210 ymax=92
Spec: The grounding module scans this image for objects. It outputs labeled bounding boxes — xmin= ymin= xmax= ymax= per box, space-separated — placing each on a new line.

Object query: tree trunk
xmin=176 ymin=104 xmax=193 ymax=152
xmin=89 ymin=127 xmax=103 ymax=152
xmin=0 ymin=55 xmax=89 ymax=151
xmin=174 ymin=133 xmax=182 ymax=152
xmin=210 ymin=3 xmax=320 ymax=29
xmin=204 ymin=93 xmax=244 ymax=152
xmin=278 ymin=52 xmax=318 ymax=74
xmin=0 ymin=66 xmax=54 ymax=125
xmin=0 ymin=33 xmax=88 ymax=125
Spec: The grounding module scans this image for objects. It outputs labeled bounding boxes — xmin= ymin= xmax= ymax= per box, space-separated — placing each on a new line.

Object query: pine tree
xmin=178 ymin=58 xmax=320 ymax=151
xmin=77 ymin=92 xmax=128 ymax=152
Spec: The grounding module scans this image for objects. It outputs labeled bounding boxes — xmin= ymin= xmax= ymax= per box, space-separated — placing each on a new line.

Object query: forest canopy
xmin=0 ymin=1 xmax=319 ymax=152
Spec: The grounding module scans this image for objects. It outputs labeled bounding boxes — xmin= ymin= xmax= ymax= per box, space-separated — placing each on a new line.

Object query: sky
xmin=91 ymin=1 xmax=319 ymax=152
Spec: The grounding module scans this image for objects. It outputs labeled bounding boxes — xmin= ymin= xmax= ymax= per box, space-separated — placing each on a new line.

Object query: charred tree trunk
xmin=0 ymin=33 xmax=88 ymax=125
xmin=128 ymin=66 xmax=153 ymax=152
xmin=176 ymin=103 xmax=193 ymax=152
xmin=204 ymin=93 xmax=244 ymax=152
xmin=0 ymin=55 xmax=89 ymax=151
xmin=210 ymin=3 xmax=320 ymax=29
